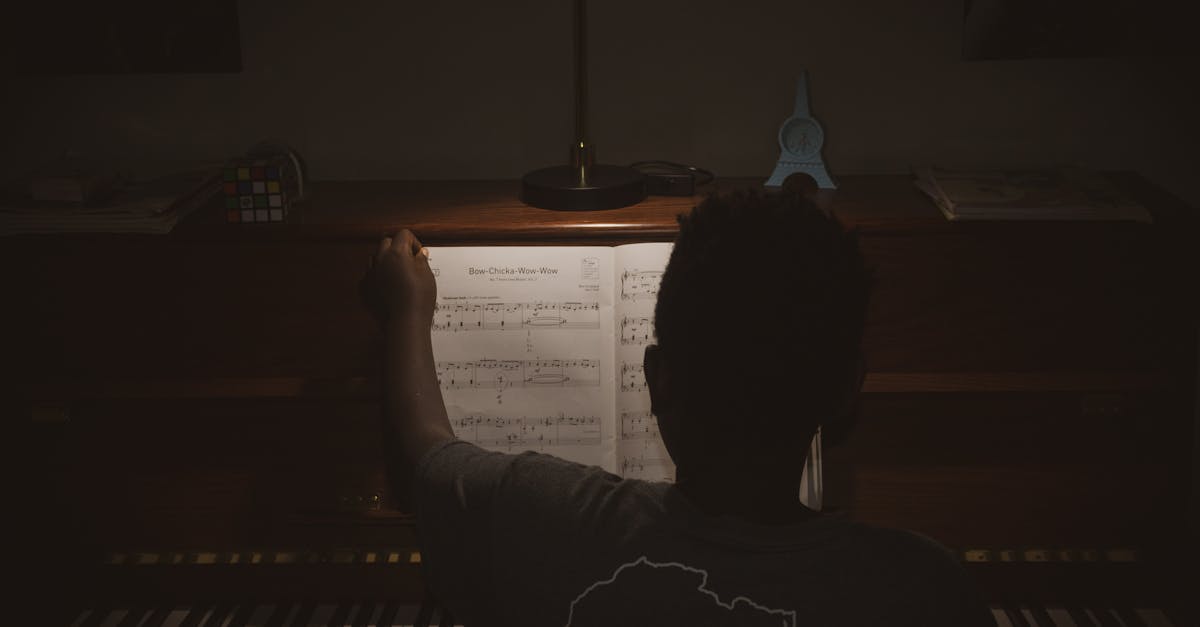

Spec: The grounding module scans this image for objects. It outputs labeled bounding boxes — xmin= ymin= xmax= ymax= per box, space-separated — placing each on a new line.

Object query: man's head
xmin=645 ymin=189 xmax=872 ymax=477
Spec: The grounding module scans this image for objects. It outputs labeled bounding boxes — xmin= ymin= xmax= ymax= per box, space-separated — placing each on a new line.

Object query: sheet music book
xmin=913 ymin=166 xmax=1152 ymax=222
xmin=427 ymin=244 xmax=823 ymax=509
xmin=0 ymin=167 xmax=221 ymax=235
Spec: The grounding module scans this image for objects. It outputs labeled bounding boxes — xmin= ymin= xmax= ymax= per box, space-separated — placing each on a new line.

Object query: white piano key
xmin=158 ymin=608 xmax=191 ymax=627
xmin=99 ymin=609 xmax=129 ymax=627
xmin=308 ymin=604 xmax=337 ymax=626
xmin=992 ymin=607 xmax=1015 ymax=627
xmin=1134 ymin=609 xmax=1174 ymax=627
xmin=1022 ymin=608 xmax=1041 ymax=627
xmin=1047 ymin=608 xmax=1078 ymax=627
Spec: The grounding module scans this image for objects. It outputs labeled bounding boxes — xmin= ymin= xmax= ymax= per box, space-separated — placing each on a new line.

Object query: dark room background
xmin=2 ymin=0 xmax=1197 ymax=207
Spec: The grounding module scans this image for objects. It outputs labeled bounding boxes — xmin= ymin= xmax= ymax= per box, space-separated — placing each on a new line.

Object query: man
xmin=362 ymin=190 xmax=991 ymax=626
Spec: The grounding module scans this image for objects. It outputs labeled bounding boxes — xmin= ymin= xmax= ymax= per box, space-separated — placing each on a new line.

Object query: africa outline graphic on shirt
xmin=565 ymin=555 xmax=798 ymax=627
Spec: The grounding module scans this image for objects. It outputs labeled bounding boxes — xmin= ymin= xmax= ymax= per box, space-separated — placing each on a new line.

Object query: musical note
xmin=432 ymin=301 xmax=601 ymax=332
xmin=620 ymin=362 xmax=647 ymax=392
xmin=619 ymin=316 xmax=655 ymax=346
xmin=450 ymin=413 xmax=602 ymax=450
xmin=436 ymin=359 xmax=601 ymax=389
xmin=619 ymin=454 xmax=675 ymax=481
xmin=620 ymin=269 xmax=663 ymax=301
xmin=620 ymin=410 xmax=659 ymax=440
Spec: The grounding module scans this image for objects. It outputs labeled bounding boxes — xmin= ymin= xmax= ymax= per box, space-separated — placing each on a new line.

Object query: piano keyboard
xmin=67 ymin=604 xmax=1184 ymax=627
xmin=68 ymin=603 xmax=463 ymax=627
xmin=990 ymin=606 xmax=1180 ymax=627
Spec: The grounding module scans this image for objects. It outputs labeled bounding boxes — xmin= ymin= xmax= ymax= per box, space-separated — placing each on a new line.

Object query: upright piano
xmin=7 ymin=175 xmax=1196 ymax=626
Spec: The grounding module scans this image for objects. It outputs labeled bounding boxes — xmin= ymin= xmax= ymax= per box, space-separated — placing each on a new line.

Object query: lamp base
xmin=521 ymin=164 xmax=647 ymax=211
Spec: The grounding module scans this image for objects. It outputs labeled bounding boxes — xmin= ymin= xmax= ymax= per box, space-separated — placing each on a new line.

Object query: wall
xmin=3 ymin=0 xmax=1197 ymax=207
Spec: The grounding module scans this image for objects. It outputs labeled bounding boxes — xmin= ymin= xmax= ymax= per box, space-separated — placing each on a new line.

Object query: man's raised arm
xmin=362 ymin=229 xmax=455 ymax=502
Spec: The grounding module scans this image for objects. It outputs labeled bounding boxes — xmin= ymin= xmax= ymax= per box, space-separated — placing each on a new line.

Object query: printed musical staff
xmin=451 ymin=413 xmax=602 ymax=448
xmin=620 ymin=269 xmax=663 ymax=301
xmin=620 ymin=411 xmax=660 ymax=441
xmin=432 ymin=301 xmax=601 ymax=332
xmin=620 ymin=454 xmax=675 ymax=482
xmin=620 ymin=362 xmax=647 ymax=392
xmin=436 ymin=359 xmax=600 ymax=389
xmin=620 ymin=315 xmax=655 ymax=345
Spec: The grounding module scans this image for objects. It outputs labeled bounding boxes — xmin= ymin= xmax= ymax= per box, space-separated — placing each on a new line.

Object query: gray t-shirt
xmin=415 ymin=440 xmax=991 ymax=627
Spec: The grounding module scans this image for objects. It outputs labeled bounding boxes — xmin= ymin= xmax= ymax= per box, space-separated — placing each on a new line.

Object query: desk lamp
xmin=521 ymin=0 xmax=647 ymax=211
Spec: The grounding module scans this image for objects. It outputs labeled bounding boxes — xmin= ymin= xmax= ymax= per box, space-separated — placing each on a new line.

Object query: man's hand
xmin=362 ymin=229 xmax=437 ymax=326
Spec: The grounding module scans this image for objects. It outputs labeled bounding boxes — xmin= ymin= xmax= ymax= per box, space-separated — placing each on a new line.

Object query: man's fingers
xmin=378 ymin=236 xmax=393 ymax=260
xmin=408 ymin=231 xmax=425 ymax=256
xmin=388 ymin=229 xmax=425 ymax=256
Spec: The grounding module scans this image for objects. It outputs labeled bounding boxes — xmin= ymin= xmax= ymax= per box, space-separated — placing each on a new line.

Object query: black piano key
xmin=375 ymin=604 xmax=399 ymax=627
xmin=102 ymin=610 xmax=132 ymax=627
xmin=327 ymin=604 xmax=351 ymax=627
xmin=200 ymin=604 xmax=235 ymax=627
xmin=1052 ymin=607 xmax=1082 ymax=627
xmin=225 ymin=604 xmax=257 ymax=627
xmin=229 ymin=605 xmax=249 ymax=627
xmin=1114 ymin=608 xmax=1147 ymax=627
xmin=240 ymin=605 xmax=276 ymax=627
xmin=157 ymin=608 xmax=193 ymax=627
xmin=138 ymin=608 xmax=173 ymax=627
xmin=437 ymin=607 xmax=455 ymax=627
xmin=93 ymin=609 xmax=129 ymax=627
xmin=114 ymin=608 xmax=147 ymax=627
xmin=1091 ymin=608 xmax=1122 ymax=627
xmin=77 ymin=607 xmax=110 ymax=627
xmin=1004 ymin=606 xmax=1032 ymax=627
xmin=1068 ymin=608 xmax=1098 ymax=627
xmin=262 ymin=604 xmax=295 ymax=627
xmin=991 ymin=606 xmax=1014 ymax=627
xmin=67 ymin=609 xmax=91 ymax=627
xmin=1162 ymin=608 xmax=1191 ymax=627
xmin=348 ymin=604 xmax=374 ymax=627
xmin=178 ymin=606 xmax=211 ymax=627
xmin=413 ymin=599 xmax=434 ymax=627
xmin=395 ymin=605 xmax=423 ymax=627
xmin=1031 ymin=606 xmax=1057 ymax=627
xmin=289 ymin=603 xmax=317 ymax=627
xmin=1134 ymin=609 xmax=1176 ymax=627
xmin=306 ymin=604 xmax=337 ymax=626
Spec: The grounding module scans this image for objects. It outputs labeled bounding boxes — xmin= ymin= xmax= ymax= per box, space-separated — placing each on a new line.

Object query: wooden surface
xmin=8 ymin=173 xmax=1197 ymax=611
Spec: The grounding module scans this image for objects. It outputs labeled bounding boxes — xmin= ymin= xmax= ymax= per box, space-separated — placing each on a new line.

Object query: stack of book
xmin=913 ymin=166 xmax=1152 ymax=222
xmin=0 ymin=167 xmax=221 ymax=235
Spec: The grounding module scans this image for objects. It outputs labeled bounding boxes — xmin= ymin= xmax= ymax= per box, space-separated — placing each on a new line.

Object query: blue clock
xmin=766 ymin=71 xmax=835 ymax=189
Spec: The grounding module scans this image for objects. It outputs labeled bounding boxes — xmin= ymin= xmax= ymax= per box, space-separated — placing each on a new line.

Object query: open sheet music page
xmin=613 ymin=243 xmax=676 ymax=482
xmin=427 ymin=247 xmax=618 ymax=471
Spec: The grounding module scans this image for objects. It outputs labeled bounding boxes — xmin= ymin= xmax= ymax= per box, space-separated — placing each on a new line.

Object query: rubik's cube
xmin=222 ymin=157 xmax=294 ymax=223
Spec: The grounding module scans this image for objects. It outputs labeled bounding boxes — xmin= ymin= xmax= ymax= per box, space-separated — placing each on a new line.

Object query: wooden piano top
xmin=161 ymin=173 xmax=1195 ymax=242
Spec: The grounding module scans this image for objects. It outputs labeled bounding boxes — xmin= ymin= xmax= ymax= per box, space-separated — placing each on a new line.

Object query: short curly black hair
xmin=654 ymin=189 xmax=872 ymax=446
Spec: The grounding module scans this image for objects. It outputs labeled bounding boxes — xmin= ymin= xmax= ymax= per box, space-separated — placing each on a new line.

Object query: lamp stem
xmin=571 ymin=0 xmax=594 ymax=179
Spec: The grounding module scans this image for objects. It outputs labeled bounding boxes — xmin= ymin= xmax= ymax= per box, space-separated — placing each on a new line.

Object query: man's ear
xmin=644 ymin=344 xmax=671 ymax=417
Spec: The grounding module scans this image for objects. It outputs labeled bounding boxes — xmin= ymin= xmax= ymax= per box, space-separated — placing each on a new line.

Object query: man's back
xmin=416 ymin=441 xmax=991 ymax=626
